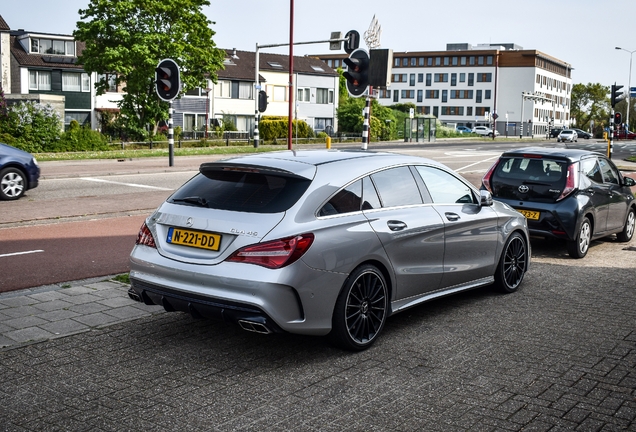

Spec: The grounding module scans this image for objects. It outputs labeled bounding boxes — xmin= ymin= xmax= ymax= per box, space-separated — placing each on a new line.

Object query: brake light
xmin=482 ymin=161 xmax=498 ymax=192
xmin=136 ymin=222 xmax=157 ymax=248
xmin=227 ymin=234 xmax=314 ymax=269
xmin=557 ymin=163 xmax=578 ymax=201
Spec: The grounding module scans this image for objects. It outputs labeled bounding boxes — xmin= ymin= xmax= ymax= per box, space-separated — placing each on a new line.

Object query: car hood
xmin=0 ymin=143 xmax=34 ymax=161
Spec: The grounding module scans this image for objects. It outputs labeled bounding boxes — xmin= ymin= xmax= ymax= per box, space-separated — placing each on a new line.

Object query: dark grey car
xmin=129 ymin=150 xmax=530 ymax=350
xmin=482 ymin=147 xmax=636 ymax=258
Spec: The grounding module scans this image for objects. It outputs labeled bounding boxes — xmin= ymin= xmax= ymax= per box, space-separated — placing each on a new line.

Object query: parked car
xmin=482 ymin=147 xmax=636 ymax=259
xmin=557 ymin=129 xmax=578 ymax=143
xmin=456 ymin=125 xmax=473 ymax=134
xmin=614 ymin=129 xmax=636 ymax=140
xmin=472 ymin=126 xmax=499 ymax=137
xmin=550 ymin=128 xmax=564 ymax=138
xmin=129 ymin=150 xmax=530 ymax=350
xmin=0 ymin=143 xmax=40 ymax=200
xmin=572 ymin=128 xmax=592 ymax=139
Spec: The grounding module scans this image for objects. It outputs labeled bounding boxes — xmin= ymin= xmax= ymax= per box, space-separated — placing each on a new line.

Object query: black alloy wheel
xmin=331 ymin=264 xmax=388 ymax=351
xmin=494 ymin=232 xmax=528 ymax=293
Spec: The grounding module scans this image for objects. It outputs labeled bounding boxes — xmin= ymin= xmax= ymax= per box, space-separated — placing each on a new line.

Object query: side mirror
xmin=623 ymin=176 xmax=636 ymax=187
xmin=480 ymin=190 xmax=493 ymax=207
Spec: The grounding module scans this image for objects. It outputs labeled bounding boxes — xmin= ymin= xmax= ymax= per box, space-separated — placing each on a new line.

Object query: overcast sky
xmin=3 ymin=0 xmax=635 ymax=88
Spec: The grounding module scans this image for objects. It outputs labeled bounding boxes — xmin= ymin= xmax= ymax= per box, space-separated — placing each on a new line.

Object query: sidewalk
xmin=0 ymin=275 xmax=161 ymax=349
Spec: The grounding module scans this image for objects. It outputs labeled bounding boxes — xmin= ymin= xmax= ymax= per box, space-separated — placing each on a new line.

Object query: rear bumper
xmin=129 ymin=278 xmax=284 ymax=333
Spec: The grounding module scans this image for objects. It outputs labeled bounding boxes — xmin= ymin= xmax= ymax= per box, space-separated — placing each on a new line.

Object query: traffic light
xmin=155 ymin=59 xmax=180 ymax=101
xmin=343 ymin=49 xmax=369 ymax=97
xmin=344 ymin=30 xmax=360 ymax=54
xmin=258 ymin=90 xmax=268 ymax=113
xmin=611 ymin=84 xmax=624 ymax=108
xmin=614 ymin=111 xmax=622 ymax=126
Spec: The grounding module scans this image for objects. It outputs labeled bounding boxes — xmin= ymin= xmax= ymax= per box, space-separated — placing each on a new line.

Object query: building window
xmin=443 ymin=57 xmax=449 ymax=66
xmin=468 ymin=73 xmax=474 ymax=86
xmin=418 ymin=73 xmax=423 ymax=83
xmin=442 ymin=90 xmax=448 ymax=103
xmin=410 ymin=58 xmax=416 ymax=66
xmin=426 ymin=90 xmax=439 ymax=99
xmin=314 ymin=118 xmax=333 ymax=131
xmin=451 ymin=73 xmax=457 ymax=86
xmin=485 ymin=90 xmax=491 ymax=100
xmin=426 ymin=73 xmax=432 ymax=86
xmin=427 ymin=57 xmax=433 ymax=66
xmin=417 ymin=90 xmax=423 ymax=103
xmin=469 ymin=56 xmax=475 ymax=65
xmin=30 ymin=38 xmax=75 ymax=55
xmin=410 ymin=74 xmax=415 ymax=86
xmin=475 ymin=107 xmax=489 ymax=117
xmin=316 ymin=88 xmax=333 ymax=104
xmin=297 ymin=87 xmax=310 ymax=102
xmin=272 ymin=85 xmax=287 ymax=101
xmin=441 ymin=107 xmax=464 ymax=116
xmin=64 ymin=112 xmax=90 ymax=128
xmin=467 ymin=107 xmax=473 ymax=116
xmin=62 ymin=72 xmax=90 ymax=92
xmin=461 ymin=56 xmax=467 ymax=66
xmin=402 ymin=58 xmax=409 ymax=67
xmin=401 ymin=90 xmax=415 ymax=99
xmin=214 ymin=81 xmax=231 ymax=98
xmin=378 ymin=89 xmax=391 ymax=98
xmin=434 ymin=73 xmax=448 ymax=83
xmin=487 ymin=55 xmax=493 ymax=65
xmin=451 ymin=90 xmax=473 ymax=99
xmin=393 ymin=91 xmax=399 ymax=102
xmin=98 ymin=73 xmax=118 ymax=92
xmin=394 ymin=57 xmax=400 ymax=67
xmin=477 ymin=73 xmax=492 ymax=83
xmin=476 ymin=90 xmax=482 ymax=103
xmin=459 ymin=73 xmax=466 ymax=83
xmin=433 ymin=106 xmax=439 ymax=117
xmin=435 ymin=57 xmax=441 ymax=66
xmin=28 ymin=70 xmax=51 ymax=91
xmin=478 ymin=56 xmax=484 ymax=65
xmin=418 ymin=57 xmax=424 ymax=66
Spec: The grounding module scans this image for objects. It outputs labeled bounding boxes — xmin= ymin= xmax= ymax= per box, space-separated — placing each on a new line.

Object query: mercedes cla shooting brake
xmin=129 ymin=150 xmax=530 ymax=350
xmin=482 ymin=148 xmax=636 ymax=259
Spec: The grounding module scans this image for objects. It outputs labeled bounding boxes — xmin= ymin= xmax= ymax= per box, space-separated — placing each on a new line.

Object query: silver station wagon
xmin=129 ymin=150 xmax=530 ymax=350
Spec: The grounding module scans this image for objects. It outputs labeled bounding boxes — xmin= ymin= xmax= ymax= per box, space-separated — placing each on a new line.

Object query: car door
xmin=598 ymin=157 xmax=630 ymax=231
xmin=363 ymin=166 xmax=445 ymax=301
xmin=580 ymin=157 xmax=609 ymax=234
xmin=414 ymin=166 xmax=499 ymax=289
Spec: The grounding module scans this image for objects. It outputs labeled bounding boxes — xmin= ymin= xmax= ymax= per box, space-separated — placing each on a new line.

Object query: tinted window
xmin=494 ymin=157 xmax=565 ymax=183
xmin=362 ymin=176 xmax=381 ymax=210
xmin=581 ymin=158 xmax=603 ymax=183
xmin=169 ymin=170 xmax=310 ymax=213
xmin=415 ymin=166 xmax=475 ymax=204
xmin=598 ymin=158 xmax=619 ymax=184
xmin=319 ymin=180 xmax=362 ymax=216
xmin=371 ymin=167 xmax=422 ymax=207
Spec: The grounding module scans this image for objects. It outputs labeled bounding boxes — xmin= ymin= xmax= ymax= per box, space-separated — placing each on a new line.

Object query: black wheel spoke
xmin=344 ymin=270 xmax=387 ymax=345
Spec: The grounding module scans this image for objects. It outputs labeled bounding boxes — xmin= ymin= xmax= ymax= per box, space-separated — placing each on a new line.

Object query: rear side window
xmin=319 ymin=180 xmax=362 ymax=216
xmin=370 ymin=166 xmax=423 ymax=207
xmin=169 ymin=170 xmax=310 ymax=213
xmin=581 ymin=158 xmax=603 ymax=183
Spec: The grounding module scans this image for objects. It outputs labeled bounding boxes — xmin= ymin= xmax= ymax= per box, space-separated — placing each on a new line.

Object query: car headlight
xmin=32 ymin=157 xmax=39 ymax=166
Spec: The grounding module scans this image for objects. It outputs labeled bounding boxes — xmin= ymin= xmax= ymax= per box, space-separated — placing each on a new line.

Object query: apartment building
xmin=319 ymin=43 xmax=573 ymax=137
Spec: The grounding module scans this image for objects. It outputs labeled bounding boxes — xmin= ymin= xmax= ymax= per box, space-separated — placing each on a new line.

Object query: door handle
xmin=387 ymin=220 xmax=407 ymax=231
xmin=445 ymin=212 xmax=460 ymax=222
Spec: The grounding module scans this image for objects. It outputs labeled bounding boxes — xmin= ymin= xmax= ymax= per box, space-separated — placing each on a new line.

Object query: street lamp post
xmin=615 ymin=47 xmax=635 ymax=131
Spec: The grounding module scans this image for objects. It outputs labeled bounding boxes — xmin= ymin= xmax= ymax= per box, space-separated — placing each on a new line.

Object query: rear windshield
xmin=492 ymin=157 xmax=568 ymax=202
xmin=168 ymin=170 xmax=311 ymax=213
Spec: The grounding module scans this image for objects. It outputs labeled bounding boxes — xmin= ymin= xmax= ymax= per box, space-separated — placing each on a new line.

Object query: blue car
xmin=456 ymin=126 xmax=473 ymax=134
xmin=0 ymin=142 xmax=40 ymax=200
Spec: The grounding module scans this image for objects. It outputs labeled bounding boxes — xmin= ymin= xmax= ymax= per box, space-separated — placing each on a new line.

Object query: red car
xmin=614 ymin=129 xmax=636 ymax=139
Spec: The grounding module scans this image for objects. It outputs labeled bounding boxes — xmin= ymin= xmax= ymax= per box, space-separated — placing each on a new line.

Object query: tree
xmin=74 ymin=0 xmax=225 ymax=140
xmin=571 ymin=83 xmax=609 ymax=136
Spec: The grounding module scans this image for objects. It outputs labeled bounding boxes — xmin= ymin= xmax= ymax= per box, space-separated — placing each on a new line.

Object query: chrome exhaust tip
xmin=238 ymin=320 xmax=272 ymax=334
xmin=127 ymin=288 xmax=142 ymax=302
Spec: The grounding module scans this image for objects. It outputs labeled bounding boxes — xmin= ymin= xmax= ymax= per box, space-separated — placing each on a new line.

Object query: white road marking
xmin=80 ymin=177 xmax=172 ymax=191
xmin=456 ymin=155 xmax=501 ymax=173
xmin=0 ymin=250 xmax=44 ymax=258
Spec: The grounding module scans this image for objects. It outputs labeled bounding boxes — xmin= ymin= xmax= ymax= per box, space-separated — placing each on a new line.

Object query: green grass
xmin=33 ymin=144 xmax=293 ymax=162
xmin=112 ymin=273 xmax=130 ymax=285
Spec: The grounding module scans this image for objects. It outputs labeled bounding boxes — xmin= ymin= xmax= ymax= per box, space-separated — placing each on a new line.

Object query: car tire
xmin=493 ymin=232 xmax=528 ymax=293
xmin=617 ymin=207 xmax=635 ymax=242
xmin=330 ymin=264 xmax=388 ymax=351
xmin=0 ymin=167 xmax=26 ymax=200
xmin=566 ymin=217 xmax=592 ymax=258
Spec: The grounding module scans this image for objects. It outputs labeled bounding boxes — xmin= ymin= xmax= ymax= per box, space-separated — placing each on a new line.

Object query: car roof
xmin=499 ymin=147 xmax=602 ymax=162
xmin=202 ymin=150 xmax=442 ymax=180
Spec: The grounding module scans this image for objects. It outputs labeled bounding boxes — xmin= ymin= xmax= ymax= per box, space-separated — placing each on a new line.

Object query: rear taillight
xmin=226 ymin=234 xmax=314 ymax=269
xmin=481 ymin=161 xmax=498 ymax=192
xmin=136 ymin=222 xmax=157 ymax=248
xmin=557 ymin=163 xmax=578 ymax=201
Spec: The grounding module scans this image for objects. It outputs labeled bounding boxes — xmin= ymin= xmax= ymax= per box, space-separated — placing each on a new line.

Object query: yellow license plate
xmin=516 ymin=209 xmax=540 ymax=220
xmin=167 ymin=227 xmax=221 ymax=251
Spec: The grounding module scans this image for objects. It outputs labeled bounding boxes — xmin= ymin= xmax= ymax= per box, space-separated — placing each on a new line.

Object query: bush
xmin=53 ymin=124 xmax=110 ymax=152
xmin=259 ymin=117 xmax=314 ymax=141
xmin=0 ymin=101 xmax=62 ymax=153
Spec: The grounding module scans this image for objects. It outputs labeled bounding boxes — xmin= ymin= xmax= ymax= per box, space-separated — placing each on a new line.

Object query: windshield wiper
xmin=171 ymin=196 xmax=209 ymax=207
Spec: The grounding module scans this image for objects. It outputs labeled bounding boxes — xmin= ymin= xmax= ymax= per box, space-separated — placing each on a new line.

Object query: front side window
xmin=598 ymin=158 xmax=619 ymax=184
xmin=416 ymin=166 xmax=475 ymax=204
xmin=371 ymin=167 xmax=422 ymax=208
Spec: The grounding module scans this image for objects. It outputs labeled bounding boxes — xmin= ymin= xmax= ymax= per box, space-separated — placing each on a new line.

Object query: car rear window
xmin=491 ymin=157 xmax=568 ymax=202
xmin=168 ymin=169 xmax=311 ymax=213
